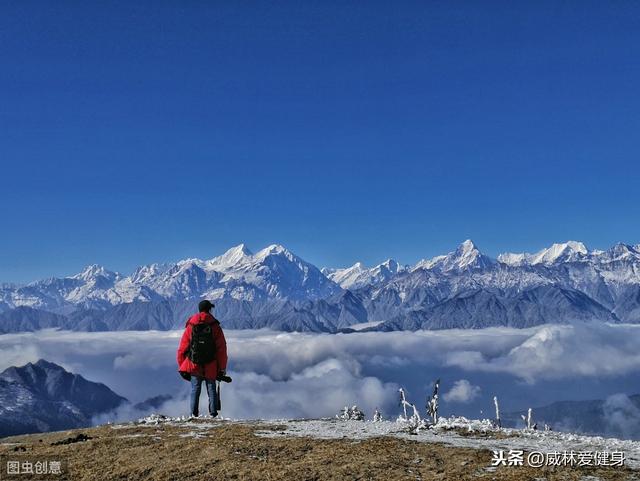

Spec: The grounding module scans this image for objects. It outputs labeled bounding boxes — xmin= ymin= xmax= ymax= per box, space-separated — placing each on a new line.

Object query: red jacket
xmin=177 ymin=312 xmax=228 ymax=380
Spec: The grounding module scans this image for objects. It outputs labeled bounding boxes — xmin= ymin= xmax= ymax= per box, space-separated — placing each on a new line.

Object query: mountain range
xmin=0 ymin=360 xmax=127 ymax=436
xmin=2 ymin=240 xmax=640 ymax=332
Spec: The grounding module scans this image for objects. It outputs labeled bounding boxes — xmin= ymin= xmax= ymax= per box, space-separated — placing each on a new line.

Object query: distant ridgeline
xmin=0 ymin=360 xmax=127 ymax=436
xmin=2 ymin=240 xmax=640 ymax=333
xmin=502 ymin=394 xmax=640 ymax=441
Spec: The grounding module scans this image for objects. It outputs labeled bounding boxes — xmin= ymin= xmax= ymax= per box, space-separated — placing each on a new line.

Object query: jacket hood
xmin=187 ymin=312 xmax=216 ymax=326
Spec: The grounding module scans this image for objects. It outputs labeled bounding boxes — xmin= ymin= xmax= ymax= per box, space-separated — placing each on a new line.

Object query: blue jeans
xmin=190 ymin=376 xmax=218 ymax=417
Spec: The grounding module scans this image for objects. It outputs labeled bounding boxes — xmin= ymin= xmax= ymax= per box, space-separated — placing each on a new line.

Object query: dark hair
xmin=198 ymin=300 xmax=214 ymax=312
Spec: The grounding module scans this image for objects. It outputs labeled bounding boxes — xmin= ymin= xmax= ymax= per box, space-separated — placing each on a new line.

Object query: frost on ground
xmin=133 ymin=413 xmax=230 ymax=431
xmin=3 ymin=413 xmax=638 ymax=480
xmin=254 ymin=415 xmax=640 ymax=470
xmin=107 ymin=413 xmax=640 ymax=471
xmin=128 ymin=412 xmax=640 ymax=470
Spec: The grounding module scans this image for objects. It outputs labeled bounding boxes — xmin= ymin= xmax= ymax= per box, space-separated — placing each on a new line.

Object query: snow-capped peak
xmin=208 ymin=243 xmax=254 ymax=270
xmin=248 ymin=244 xmax=306 ymax=267
xmin=531 ymin=241 xmax=588 ymax=265
xmin=325 ymin=259 xmax=405 ymax=290
xmin=208 ymin=243 xmax=305 ymax=273
xmin=496 ymin=252 xmax=529 ymax=266
xmin=370 ymin=259 xmax=406 ymax=278
xmin=455 ymin=239 xmax=479 ymax=263
xmin=5 ymin=239 xmax=640 ymax=321
xmin=229 ymin=243 xmax=253 ymax=257
xmin=499 ymin=241 xmax=589 ymax=266
xmin=412 ymin=255 xmax=447 ymax=271
xmin=71 ymin=264 xmax=118 ymax=282
xmin=413 ymin=240 xmax=494 ymax=272
xmin=608 ymin=242 xmax=636 ymax=256
xmin=378 ymin=259 xmax=402 ymax=272
xmin=256 ymin=244 xmax=289 ymax=258
xmin=325 ymin=263 xmax=367 ymax=287
xmin=459 ymin=239 xmax=476 ymax=253
xmin=602 ymin=242 xmax=640 ymax=262
xmin=448 ymin=239 xmax=494 ymax=271
xmin=130 ymin=263 xmax=171 ymax=283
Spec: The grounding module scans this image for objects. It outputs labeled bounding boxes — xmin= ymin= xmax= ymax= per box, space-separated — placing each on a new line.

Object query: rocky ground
xmin=0 ymin=416 xmax=638 ymax=480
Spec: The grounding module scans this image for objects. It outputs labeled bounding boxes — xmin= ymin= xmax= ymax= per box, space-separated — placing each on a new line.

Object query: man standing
xmin=177 ymin=300 xmax=228 ymax=417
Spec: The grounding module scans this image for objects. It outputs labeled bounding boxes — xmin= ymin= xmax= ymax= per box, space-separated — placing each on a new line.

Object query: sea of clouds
xmin=1 ymin=322 xmax=640 ymax=437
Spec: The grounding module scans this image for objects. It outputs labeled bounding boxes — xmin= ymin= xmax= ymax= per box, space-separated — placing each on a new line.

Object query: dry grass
xmin=1 ymin=420 xmax=637 ymax=481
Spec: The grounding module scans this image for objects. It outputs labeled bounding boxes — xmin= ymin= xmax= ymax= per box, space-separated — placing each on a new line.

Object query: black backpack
xmin=189 ymin=323 xmax=216 ymax=365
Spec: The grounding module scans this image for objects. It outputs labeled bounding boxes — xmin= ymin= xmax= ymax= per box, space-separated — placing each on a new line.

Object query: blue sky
xmin=1 ymin=1 xmax=640 ymax=283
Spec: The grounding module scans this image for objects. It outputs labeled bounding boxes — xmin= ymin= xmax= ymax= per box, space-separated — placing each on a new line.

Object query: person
xmin=177 ymin=299 xmax=228 ymax=417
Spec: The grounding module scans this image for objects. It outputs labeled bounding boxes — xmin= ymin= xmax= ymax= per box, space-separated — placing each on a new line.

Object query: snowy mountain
xmin=323 ymin=259 xmax=405 ymax=290
xmin=0 ymin=244 xmax=339 ymax=311
xmin=498 ymin=241 xmax=589 ymax=266
xmin=1 ymin=240 xmax=640 ymax=332
xmin=357 ymin=240 xmax=640 ymax=331
xmin=412 ymin=239 xmax=496 ymax=272
xmin=0 ymin=360 xmax=127 ymax=436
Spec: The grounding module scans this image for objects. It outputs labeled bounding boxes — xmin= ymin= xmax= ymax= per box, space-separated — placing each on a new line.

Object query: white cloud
xmin=603 ymin=394 xmax=640 ymax=440
xmin=441 ymin=323 xmax=640 ymax=383
xmin=218 ymin=358 xmax=395 ymax=420
xmin=2 ymin=322 xmax=640 ymax=425
xmin=443 ymin=379 xmax=481 ymax=403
